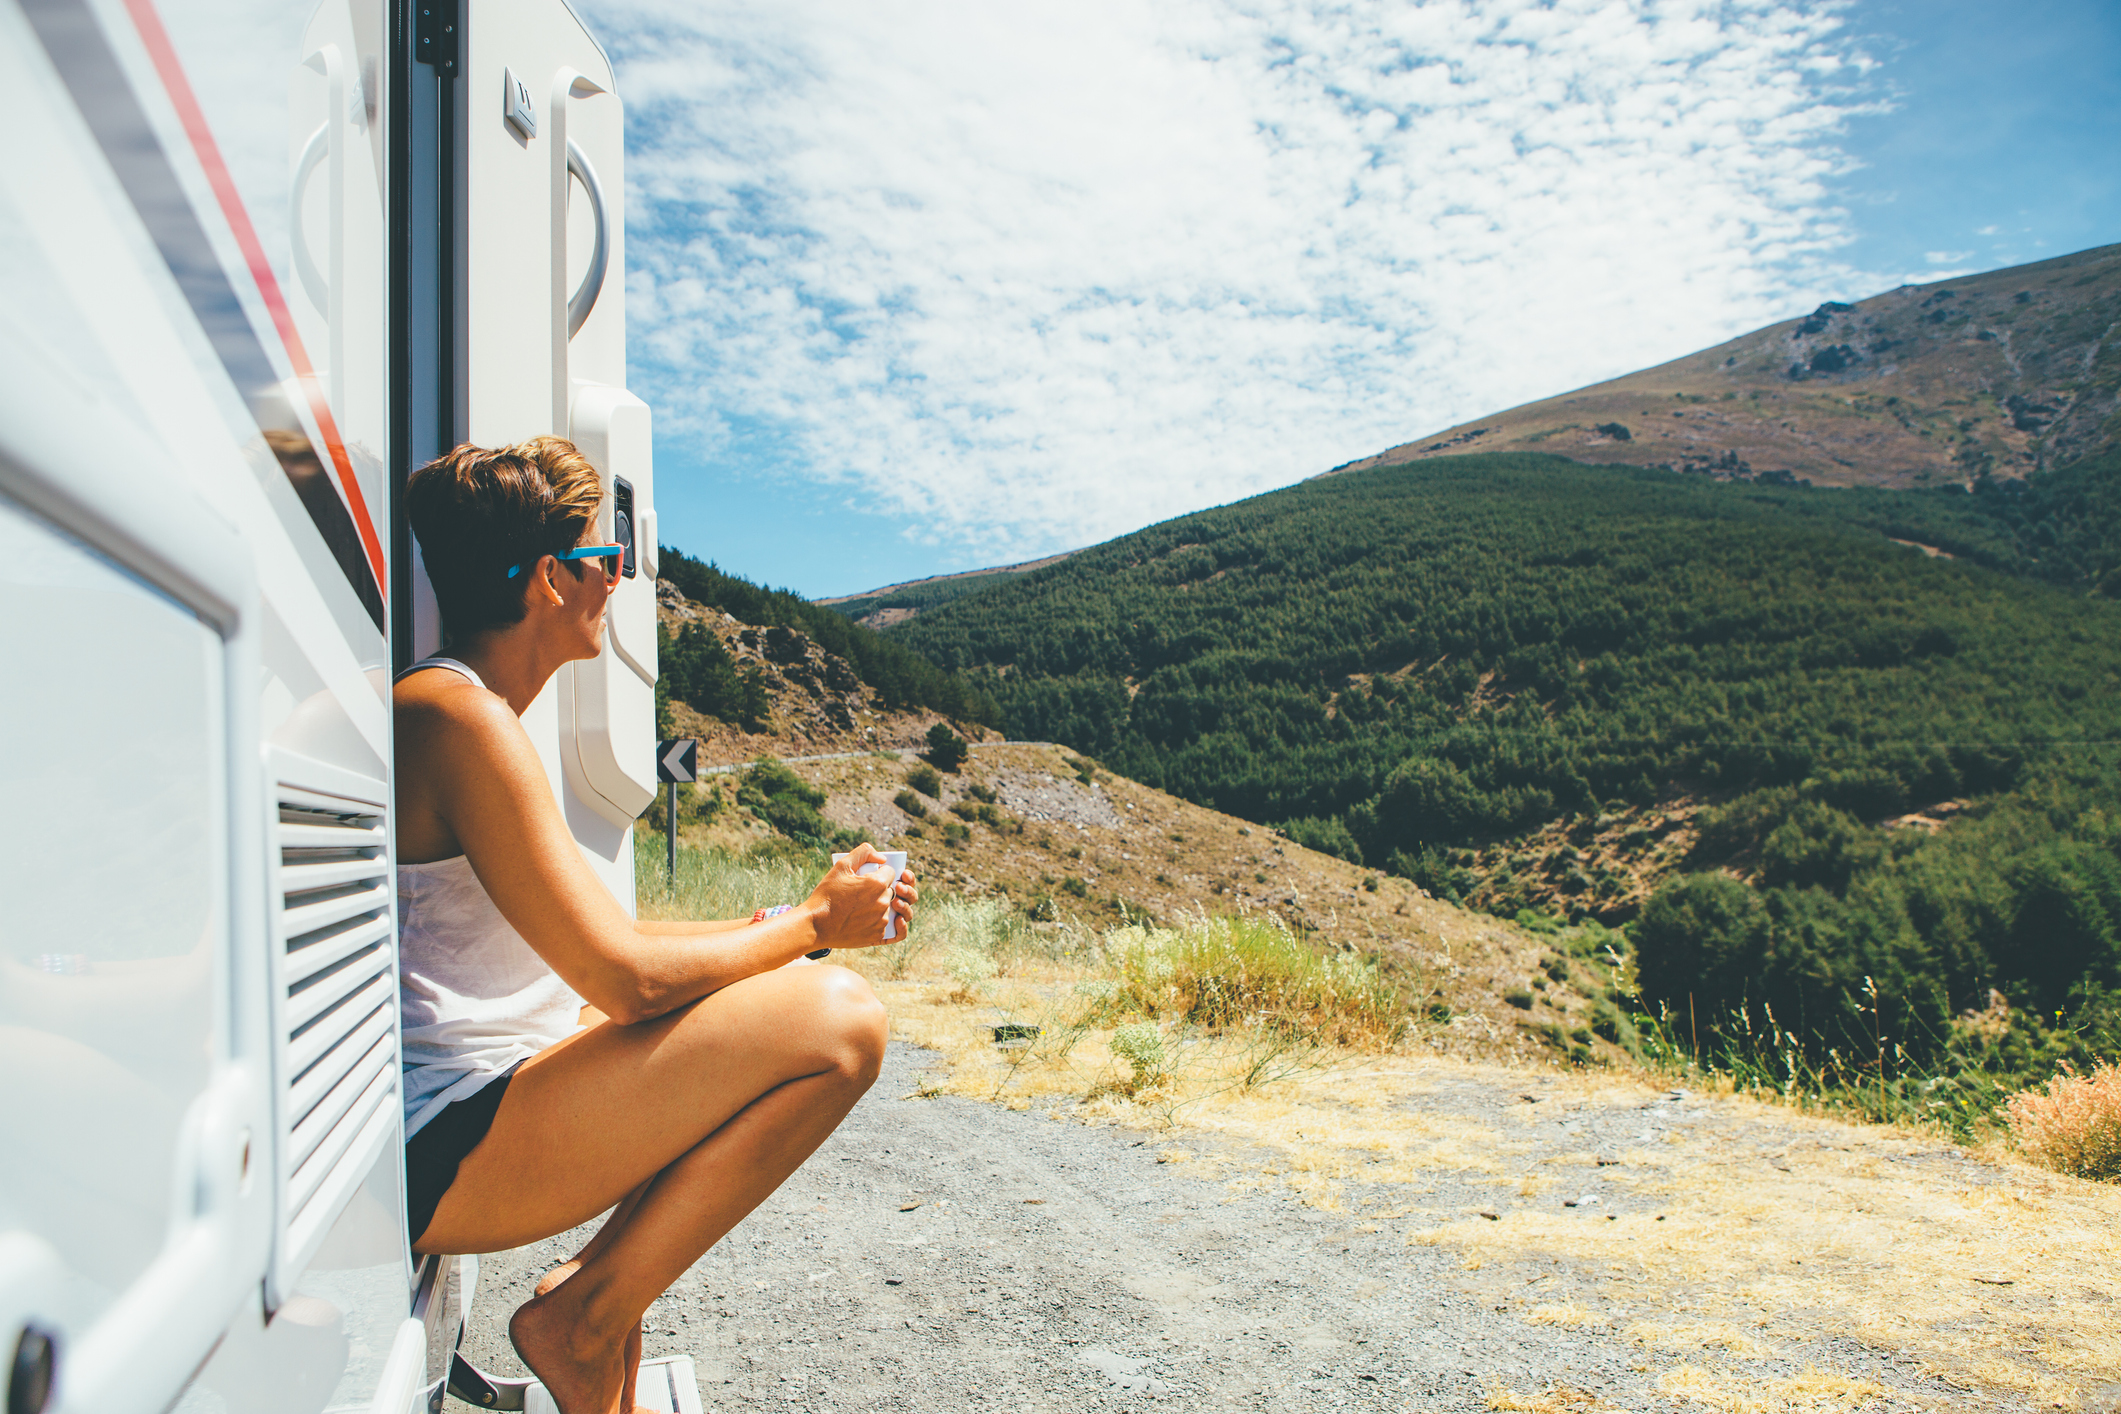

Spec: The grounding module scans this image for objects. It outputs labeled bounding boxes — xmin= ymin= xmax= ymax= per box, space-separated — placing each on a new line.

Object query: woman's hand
xmin=804 ymin=844 xmax=917 ymax=950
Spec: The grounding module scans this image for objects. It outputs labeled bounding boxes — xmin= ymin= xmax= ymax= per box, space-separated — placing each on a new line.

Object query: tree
xmin=925 ymin=722 xmax=969 ymax=772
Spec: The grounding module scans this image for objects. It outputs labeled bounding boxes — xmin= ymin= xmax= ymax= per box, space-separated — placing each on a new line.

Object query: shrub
xmin=1634 ymin=873 xmax=1769 ymax=1016
xmin=941 ymin=822 xmax=970 ymax=849
xmin=1281 ymin=814 xmax=1363 ymax=865
xmin=1505 ymin=990 xmax=1534 ymax=1010
xmin=1060 ymin=875 xmax=1089 ymax=897
xmin=967 ymin=782 xmax=997 ymax=804
xmin=906 ymin=763 xmax=942 ymax=798
xmin=738 ymin=759 xmax=848 ymax=845
xmin=945 ymin=943 xmax=998 ymax=998
xmin=950 ymin=800 xmax=980 ymax=821
xmin=925 ymin=722 xmax=969 ymax=772
xmin=2003 ymin=1063 xmax=2121 ymax=1181
xmin=893 ymin=789 xmax=927 ymax=818
xmin=1109 ymin=1022 xmax=1167 ymax=1094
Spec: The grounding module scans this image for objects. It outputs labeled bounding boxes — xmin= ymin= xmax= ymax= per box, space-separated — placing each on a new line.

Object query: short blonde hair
xmin=407 ymin=436 xmax=605 ymax=641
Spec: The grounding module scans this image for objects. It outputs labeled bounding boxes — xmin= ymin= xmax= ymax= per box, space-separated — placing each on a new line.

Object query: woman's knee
xmin=810 ymin=966 xmax=888 ymax=1085
xmin=719 ymin=963 xmax=885 ymax=1083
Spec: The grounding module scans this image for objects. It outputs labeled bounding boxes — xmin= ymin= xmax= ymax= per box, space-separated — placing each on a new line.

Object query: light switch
xmin=503 ymin=66 xmax=537 ymax=139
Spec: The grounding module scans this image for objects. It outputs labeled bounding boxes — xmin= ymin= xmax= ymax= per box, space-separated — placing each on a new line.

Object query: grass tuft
xmin=1103 ymin=914 xmax=1409 ymax=1046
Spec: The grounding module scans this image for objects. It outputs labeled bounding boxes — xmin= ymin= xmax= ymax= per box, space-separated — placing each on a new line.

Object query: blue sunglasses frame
xmin=506 ymin=544 xmax=626 ymax=580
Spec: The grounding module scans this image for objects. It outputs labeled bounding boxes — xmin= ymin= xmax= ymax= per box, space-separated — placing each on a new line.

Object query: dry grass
xmin=877 ymin=975 xmax=2121 ymax=1405
xmin=1656 ymin=1364 xmax=1893 ymax=1413
xmin=1484 ymin=1384 xmax=1599 ymax=1411
xmin=2004 ymin=1062 xmax=2121 ymax=1182
xmin=639 ymin=838 xmax=2121 ymax=1408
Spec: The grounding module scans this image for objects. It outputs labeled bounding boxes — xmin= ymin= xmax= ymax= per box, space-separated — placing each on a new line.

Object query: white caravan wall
xmin=463 ymin=0 xmax=653 ymax=907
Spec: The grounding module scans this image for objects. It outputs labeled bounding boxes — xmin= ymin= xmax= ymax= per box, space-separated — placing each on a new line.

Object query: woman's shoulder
xmin=395 ymin=666 xmax=518 ymax=744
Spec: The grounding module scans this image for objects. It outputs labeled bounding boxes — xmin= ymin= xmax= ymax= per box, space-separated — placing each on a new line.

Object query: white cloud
xmin=1925 ymin=249 xmax=1975 ymax=263
xmin=581 ymin=0 xmax=1883 ymax=565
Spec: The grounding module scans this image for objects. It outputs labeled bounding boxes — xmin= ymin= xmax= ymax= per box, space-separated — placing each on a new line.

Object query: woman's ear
xmin=532 ymin=554 xmax=568 ymax=608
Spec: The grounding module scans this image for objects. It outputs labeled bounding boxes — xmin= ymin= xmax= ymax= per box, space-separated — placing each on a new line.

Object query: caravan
xmin=1 ymin=0 xmax=671 ymax=1408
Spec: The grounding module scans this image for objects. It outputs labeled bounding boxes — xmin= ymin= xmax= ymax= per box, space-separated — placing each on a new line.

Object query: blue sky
xmin=579 ymin=0 xmax=2121 ymax=601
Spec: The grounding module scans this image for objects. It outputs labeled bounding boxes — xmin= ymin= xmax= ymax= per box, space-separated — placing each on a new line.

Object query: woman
xmin=393 ymin=436 xmax=911 ymax=1414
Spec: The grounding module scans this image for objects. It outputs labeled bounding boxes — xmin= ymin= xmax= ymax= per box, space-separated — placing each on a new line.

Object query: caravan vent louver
xmin=277 ymin=785 xmax=397 ymax=1264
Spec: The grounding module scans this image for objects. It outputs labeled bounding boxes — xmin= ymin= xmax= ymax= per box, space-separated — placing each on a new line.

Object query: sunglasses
xmin=506 ymin=544 xmax=626 ymax=580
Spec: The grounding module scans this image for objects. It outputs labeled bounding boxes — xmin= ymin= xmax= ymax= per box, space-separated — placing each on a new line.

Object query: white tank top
xmin=395 ymin=658 xmax=584 ymax=1138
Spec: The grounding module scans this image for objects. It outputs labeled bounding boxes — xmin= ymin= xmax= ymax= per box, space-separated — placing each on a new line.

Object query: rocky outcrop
xmin=654 ymin=579 xmax=986 ymax=765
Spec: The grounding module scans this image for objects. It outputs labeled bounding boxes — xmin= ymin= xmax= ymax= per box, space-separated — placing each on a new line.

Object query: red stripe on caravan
xmin=118 ymin=0 xmax=390 ymax=600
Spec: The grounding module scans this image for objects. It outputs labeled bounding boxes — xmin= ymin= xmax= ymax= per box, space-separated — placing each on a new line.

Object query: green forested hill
xmin=886 ymin=453 xmax=2121 ymax=1074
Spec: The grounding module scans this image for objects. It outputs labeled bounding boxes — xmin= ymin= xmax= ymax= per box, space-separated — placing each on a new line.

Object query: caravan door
xmin=447 ymin=0 xmax=658 ymax=905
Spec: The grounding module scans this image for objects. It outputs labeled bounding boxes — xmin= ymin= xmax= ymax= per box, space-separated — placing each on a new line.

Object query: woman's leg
xmin=416 ymin=964 xmax=887 ymax=1413
xmin=533 ymin=1182 xmax=648 ymax=1412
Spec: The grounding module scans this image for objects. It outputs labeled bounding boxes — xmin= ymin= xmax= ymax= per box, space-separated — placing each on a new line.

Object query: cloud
xmin=1926 ymin=249 xmax=1976 ymax=263
xmin=582 ymin=0 xmax=1883 ymax=565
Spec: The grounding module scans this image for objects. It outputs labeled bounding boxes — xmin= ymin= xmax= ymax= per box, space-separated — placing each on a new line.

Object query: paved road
xmin=456 ymin=1043 xmax=1957 ymax=1413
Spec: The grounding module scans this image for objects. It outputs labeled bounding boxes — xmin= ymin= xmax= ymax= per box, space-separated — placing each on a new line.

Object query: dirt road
xmin=451 ymin=1042 xmax=2062 ymax=1413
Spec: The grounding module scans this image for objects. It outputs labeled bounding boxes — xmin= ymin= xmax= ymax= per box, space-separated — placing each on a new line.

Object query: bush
xmin=926 ymin=722 xmax=969 ymax=772
xmin=950 ymin=800 xmax=980 ymax=821
xmin=1505 ymin=990 xmax=1533 ymax=1010
xmin=906 ymin=763 xmax=942 ymax=798
xmin=738 ymin=759 xmax=847 ymax=845
xmin=941 ymin=822 xmax=970 ymax=849
xmin=893 ymin=789 xmax=927 ymax=818
xmin=1282 ymin=814 xmax=1363 ymax=865
xmin=1109 ymin=1022 xmax=1167 ymax=1094
xmin=1634 ymin=873 xmax=1769 ymax=1016
xmin=2004 ymin=1063 xmax=2121 ymax=1181
xmin=967 ymin=782 xmax=997 ymax=804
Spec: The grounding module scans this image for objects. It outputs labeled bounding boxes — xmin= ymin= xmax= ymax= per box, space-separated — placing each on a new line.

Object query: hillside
xmin=650 ymin=732 xmax=1633 ymax=1070
xmin=818 ymin=549 xmax=1080 ymax=629
xmin=875 ymin=454 xmax=2121 ymax=1079
xmin=1330 ymin=243 xmax=2121 ymax=489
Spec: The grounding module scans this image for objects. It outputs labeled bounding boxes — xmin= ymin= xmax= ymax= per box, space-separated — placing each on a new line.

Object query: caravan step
xmin=453 ymin=1353 xmax=701 ymax=1414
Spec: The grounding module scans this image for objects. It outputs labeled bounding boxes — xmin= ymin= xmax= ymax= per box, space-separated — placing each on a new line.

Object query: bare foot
xmin=530 ymin=1262 xmax=649 ymax=1414
xmin=534 ymin=1260 xmax=583 ymax=1297
xmin=509 ymin=1286 xmax=627 ymax=1414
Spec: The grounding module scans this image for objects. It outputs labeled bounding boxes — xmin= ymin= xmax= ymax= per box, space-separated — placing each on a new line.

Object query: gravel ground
xmin=451 ymin=1043 xmax=2011 ymax=1413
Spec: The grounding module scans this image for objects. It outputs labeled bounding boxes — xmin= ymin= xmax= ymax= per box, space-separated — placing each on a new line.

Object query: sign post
xmin=655 ymin=738 xmax=699 ymax=884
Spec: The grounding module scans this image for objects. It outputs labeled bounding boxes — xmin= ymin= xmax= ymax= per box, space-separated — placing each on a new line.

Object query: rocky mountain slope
xmin=656 ymin=579 xmax=996 ymax=766
xmin=1329 ymin=243 xmax=2121 ymax=489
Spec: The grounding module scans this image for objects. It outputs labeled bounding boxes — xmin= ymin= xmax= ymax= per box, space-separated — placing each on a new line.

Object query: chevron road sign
xmin=657 ymin=738 xmax=698 ymax=783
xmin=655 ymin=738 xmax=699 ymax=879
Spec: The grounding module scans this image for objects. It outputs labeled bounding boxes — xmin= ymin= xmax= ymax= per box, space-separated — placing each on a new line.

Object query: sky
xmin=573 ymin=0 xmax=2121 ymax=599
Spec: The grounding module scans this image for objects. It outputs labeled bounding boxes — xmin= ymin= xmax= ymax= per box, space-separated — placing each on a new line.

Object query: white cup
xmin=831 ymin=850 xmax=909 ymax=940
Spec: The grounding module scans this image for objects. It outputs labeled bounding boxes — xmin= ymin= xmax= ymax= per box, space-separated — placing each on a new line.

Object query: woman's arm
xmin=400 ymin=683 xmax=905 ymax=1024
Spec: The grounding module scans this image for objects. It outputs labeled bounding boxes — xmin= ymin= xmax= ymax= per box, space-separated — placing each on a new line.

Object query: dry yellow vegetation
xmin=842 ymin=942 xmax=2121 ymax=1411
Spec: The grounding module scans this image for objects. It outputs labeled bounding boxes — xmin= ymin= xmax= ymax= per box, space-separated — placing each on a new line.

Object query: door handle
xmin=290 ymin=123 xmax=329 ymax=310
xmin=290 ymin=44 xmax=345 ymax=410
xmin=565 ymin=139 xmax=607 ymax=339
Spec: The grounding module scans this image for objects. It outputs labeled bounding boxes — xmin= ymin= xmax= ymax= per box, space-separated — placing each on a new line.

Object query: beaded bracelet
xmin=750 ymin=903 xmax=830 ymax=960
